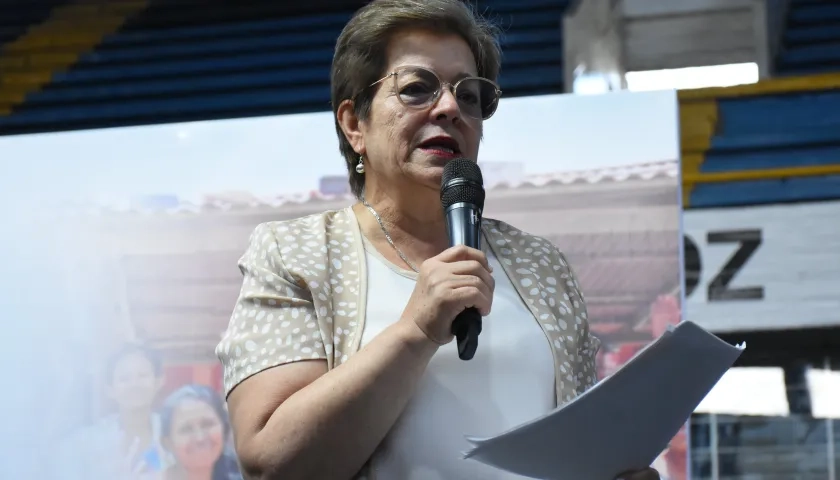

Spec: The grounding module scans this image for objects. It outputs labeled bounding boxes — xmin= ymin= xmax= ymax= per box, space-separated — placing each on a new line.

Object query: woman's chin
xmin=420 ymin=170 xmax=446 ymax=192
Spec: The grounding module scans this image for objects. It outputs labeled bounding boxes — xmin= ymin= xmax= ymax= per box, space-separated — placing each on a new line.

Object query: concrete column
xmin=752 ymin=0 xmax=772 ymax=79
xmin=563 ymin=0 xmax=628 ymax=93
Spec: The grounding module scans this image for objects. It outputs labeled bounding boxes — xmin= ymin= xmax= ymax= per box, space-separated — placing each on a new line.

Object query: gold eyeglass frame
xmin=368 ymin=65 xmax=503 ymax=120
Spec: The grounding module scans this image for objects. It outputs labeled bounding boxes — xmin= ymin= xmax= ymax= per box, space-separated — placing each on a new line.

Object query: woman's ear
xmin=336 ymin=99 xmax=365 ymax=155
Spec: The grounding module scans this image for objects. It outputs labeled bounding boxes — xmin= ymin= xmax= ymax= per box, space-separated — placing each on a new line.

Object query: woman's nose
xmin=432 ymin=85 xmax=461 ymax=118
xmin=186 ymin=427 xmax=211 ymax=442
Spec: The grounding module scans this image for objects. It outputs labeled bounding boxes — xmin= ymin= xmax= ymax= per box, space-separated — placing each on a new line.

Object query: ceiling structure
xmin=621 ymin=0 xmax=761 ymax=72
xmin=562 ymin=0 xmax=770 ymax=92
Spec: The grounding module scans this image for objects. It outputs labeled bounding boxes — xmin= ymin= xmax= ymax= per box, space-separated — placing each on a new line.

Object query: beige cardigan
xmin=217 ymin=206 xmax=601 ymax=407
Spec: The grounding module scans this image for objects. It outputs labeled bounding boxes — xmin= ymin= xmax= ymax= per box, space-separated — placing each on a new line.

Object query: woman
xmin=55 ymin=343 xmax=167 ymax=479
xmin=217 ymin=1 xmax=661 ymax=479
xmin=158 ymin=385 xmax=242 ymax=480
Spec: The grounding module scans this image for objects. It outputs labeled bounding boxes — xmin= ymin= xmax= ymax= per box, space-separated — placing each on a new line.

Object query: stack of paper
xmin=463 ymin=321 xmax=745 ymax=480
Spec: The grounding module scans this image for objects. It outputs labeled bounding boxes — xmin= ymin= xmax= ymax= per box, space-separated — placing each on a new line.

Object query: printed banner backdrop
xmin=0 ymin=89 xmax=683 ymax=479
xmin=684 ymin=200 xmax=840 ymax=333
xmin=685 ymin=200 xmax=840 ymax=420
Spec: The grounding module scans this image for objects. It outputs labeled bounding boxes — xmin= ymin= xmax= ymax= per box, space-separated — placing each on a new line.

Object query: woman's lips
xmin=419 ymin=147 xmax=460 ymax=159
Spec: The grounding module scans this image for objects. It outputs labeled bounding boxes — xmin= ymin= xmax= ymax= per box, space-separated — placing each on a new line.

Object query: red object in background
xmin=598 ymin=342 xmax=646 ymax=378
xmin=596 ymin=295 xmax=680 ymax=378
xmin=645 ymin=295 xmax=686 ymax=479
xmin=650 ymin=294 xmax=681 ymax=338
xmin=612 ymin=343 xmax=645 ymax=364
xmin=160 ymin=363 xmax=224 ymax=401
xmin=650 ymin=294 xmax=686 ymax=480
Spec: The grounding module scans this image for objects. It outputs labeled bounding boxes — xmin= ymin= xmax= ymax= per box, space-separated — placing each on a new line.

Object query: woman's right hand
xmin=400 ymin=245 xmax=495 ymax=345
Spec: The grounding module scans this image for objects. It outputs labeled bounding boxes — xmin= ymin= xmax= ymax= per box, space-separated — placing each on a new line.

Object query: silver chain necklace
xmin=361 ymin=197 xmax=420 ymax=273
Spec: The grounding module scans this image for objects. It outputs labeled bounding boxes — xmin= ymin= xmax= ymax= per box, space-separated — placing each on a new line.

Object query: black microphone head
xmin=441 ymin=158 xmax=485 ymax=210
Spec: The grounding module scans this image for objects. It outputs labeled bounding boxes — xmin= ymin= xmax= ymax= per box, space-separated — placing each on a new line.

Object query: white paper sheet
xmin=463 ymin=321 xmax=745 ymax=480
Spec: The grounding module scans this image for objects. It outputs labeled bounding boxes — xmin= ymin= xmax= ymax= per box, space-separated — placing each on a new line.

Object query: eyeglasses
xmin=369 ymin=65 xmax=502 ymax=120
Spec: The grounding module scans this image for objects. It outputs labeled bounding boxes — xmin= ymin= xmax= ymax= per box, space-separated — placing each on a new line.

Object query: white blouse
xmin=360 ymin=237 xmax=556 ymax=480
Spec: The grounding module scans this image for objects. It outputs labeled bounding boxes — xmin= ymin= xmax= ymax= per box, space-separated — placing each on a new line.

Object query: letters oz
xmin=683 ymin=229 xmax=764 ymax=302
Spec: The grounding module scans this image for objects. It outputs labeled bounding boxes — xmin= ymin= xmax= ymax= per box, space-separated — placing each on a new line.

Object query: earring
xmin=355 ymin=155 xmax=365 ymax=174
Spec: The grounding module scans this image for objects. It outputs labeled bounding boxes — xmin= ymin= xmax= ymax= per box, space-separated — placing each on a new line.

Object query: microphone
xmin=441 ymin=158 xmax=486 ymax=361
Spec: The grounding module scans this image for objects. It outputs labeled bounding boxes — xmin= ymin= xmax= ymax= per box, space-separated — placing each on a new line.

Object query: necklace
xmin=360 ymin=197 xmax=420 ymax=273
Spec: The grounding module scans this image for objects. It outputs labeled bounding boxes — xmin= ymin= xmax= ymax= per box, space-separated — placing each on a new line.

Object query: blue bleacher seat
xmin=788 ymin=3 xmax=840 ymax=23
xmin=690 ymin=176 xmax=840 ymax=208
xmin=775 ymin=1 xmax=840 ymax=76
xmin=51 ymin=48 xmax=336 ymax=83
xmin=682 ymin=72 xmax=840 ymax=208
xmin=98 ymin=14 xmax=352 ymax=46
xmin=25 ymin=68 xmax=331 ymax=104
xmin=785 ymin=25 xmax=839 ymax=44
xmin=0 ymin=0 xmax=67 ymax=44
xmin=86 ymin=31 xmax=340 ymax=63
xmin=703 ymin=142 xmax=840 ymax=172
xmin=701 ymin=90 xmax=840 ymax=177
xmin=1 ymin=0 xmax=573 ymax=135
xmin=715 ymin=90 xmax=840 ymax=133
xmin=0 ymin=86 xmax=332 ymax=126
xmin=1 ymin=63 xmax=564 ymax=129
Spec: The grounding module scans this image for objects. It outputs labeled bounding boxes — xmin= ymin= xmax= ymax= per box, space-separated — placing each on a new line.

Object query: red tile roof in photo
xmin=88 ymin=160 xmax=681 ymax=347
xmin=78 ymin=160 xmax=679 ymax=215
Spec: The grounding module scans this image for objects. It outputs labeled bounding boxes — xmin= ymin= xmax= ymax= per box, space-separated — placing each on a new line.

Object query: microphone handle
xmin=452 ymin=307 xmax=482 ymax=360
xmin=444 ymin=201 xmax=484 ymax=361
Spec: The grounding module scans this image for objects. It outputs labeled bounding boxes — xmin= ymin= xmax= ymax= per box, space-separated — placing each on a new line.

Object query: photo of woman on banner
xmin=54 ymin=343 xmax=167 ymax=479
xmin=54 ymin=342 xmax=244 ymax=480
xmin=157 ymin=384 xmax=242 ymax=480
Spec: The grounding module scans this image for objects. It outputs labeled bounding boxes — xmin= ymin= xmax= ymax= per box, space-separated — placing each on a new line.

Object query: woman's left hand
xmin=616 ymin=467 xmax=660 ymax=480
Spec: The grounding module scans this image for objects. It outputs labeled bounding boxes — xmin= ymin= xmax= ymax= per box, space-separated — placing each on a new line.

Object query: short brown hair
xmin=331 ymin=0 xmax=502 ymax=199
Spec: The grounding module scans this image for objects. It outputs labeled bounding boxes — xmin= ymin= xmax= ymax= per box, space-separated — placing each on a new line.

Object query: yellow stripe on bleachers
xmin=0 ymin=0 xmax=148 ymax=116
xmin=683 ymin=164 xmax=840 ymax=185
xmin=679 ymin=101 xmax=718 ymax=140
xmin=678 ymin=98 xmax=718 ymax=208
xmin=678 ymin=72 xmax=840 ymax=101
xmin=678 ymin=72 xmax=840 ymax=208
xmin=680 ymin=153 xmax=705 ymax=206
